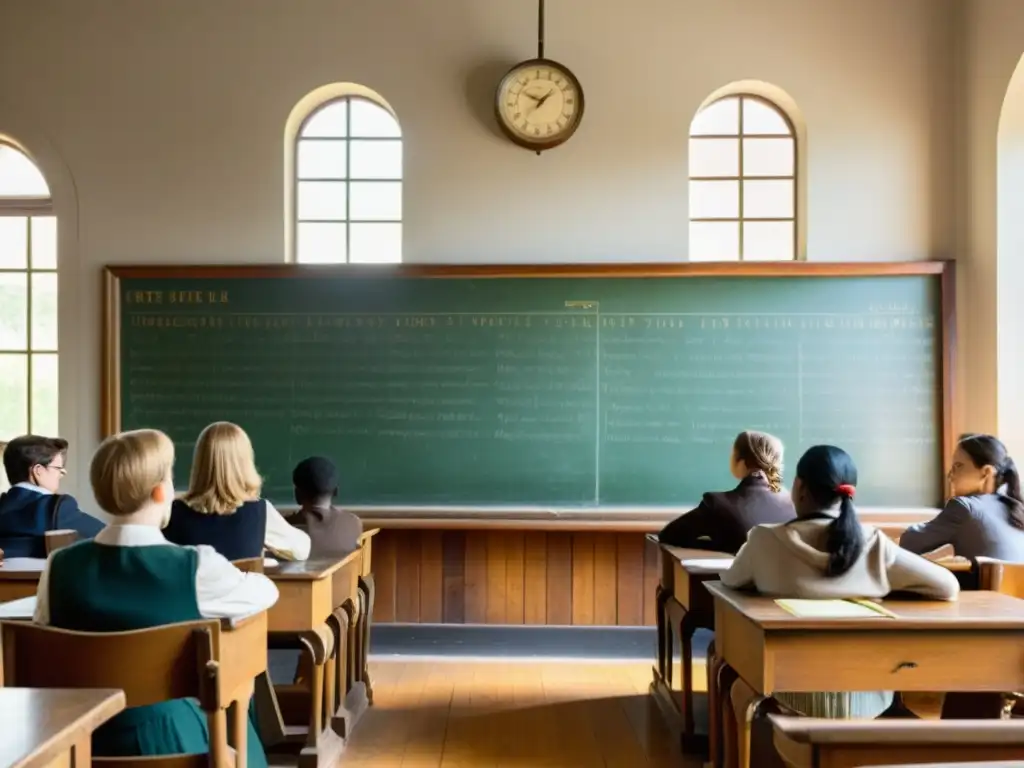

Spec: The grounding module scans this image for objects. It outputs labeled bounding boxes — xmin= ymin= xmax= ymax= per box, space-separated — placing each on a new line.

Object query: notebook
xmin=774 ymin=598 xmax=897 ymax=619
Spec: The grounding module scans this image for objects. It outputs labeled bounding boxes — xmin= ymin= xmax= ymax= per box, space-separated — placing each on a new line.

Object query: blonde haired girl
xmin=164 ymin=422 xmax=310 ymax=561
xmin=658 ymin=430 xmax=795 ymax=554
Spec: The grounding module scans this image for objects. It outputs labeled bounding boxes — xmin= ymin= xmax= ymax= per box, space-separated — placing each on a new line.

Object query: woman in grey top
xmin=901 ymin=434 xmax=1024 ymax=561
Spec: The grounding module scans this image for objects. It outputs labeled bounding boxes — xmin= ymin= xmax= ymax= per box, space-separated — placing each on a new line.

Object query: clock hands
xmin=535 ymin=89 xmax=554 ymax=107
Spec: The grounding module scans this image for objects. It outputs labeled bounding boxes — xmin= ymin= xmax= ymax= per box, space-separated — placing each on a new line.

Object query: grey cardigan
xmin=900 ymin=493 xmax=1024 ymax=561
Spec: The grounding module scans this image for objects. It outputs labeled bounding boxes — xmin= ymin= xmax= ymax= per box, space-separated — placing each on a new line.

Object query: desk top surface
xmin=0 ymin=688 xmax=125 ymax=768
xmin=0 ymin=558 xmax=46 ymax=579
xmin=706 ymin=582 xmax=1024 ymax=630
xmin=265 ymin=550 xmax=361 ymax=581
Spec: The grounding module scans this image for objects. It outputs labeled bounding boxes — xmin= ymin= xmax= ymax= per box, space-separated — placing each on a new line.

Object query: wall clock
xmin=494 ymin=1 xmax=584 ymax=153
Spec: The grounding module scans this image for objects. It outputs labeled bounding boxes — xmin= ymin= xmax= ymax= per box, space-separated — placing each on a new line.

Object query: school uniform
xmin=34 ymin=524 xmax=278 ymax=763
xmin=289 ymin=506 xmax=363 ymax=558
xmin=900 ymin=493 xmax=1024 ymax=561
xmin=722 ymin=514 xmax=959 ymax=718
xmin=0 ymin=483 xmax=104 ymax=558
xmin=165 ymin=498 xmax=311 ymax=561
xmin=658 ymin=472 xmax=796 ymax=554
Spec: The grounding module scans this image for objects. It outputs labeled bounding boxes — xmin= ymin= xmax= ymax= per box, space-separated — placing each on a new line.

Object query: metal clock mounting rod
xmin=538 ymin=0 xmax=545 ymax=60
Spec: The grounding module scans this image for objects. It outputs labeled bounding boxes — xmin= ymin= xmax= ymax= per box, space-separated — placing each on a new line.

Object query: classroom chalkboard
xmin=105 ymin=264 xmax=952 ymax=508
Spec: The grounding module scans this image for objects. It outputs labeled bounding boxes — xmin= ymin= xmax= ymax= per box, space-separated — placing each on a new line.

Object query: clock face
xmin=496 ymin=59 xmax=584 ymax=150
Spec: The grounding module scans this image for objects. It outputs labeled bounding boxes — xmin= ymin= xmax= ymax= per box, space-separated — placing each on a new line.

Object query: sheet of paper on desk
xmin=263 ymin=557 xmax=279 ymax=568
xmin=774 ymin=598 xmax=894 ymax=618
xmin=0 ymin=557 xmax=47 ymax=569
xmin=0 ymin=595 xmax=36 ymax=619
xmin=681 ymin=558 xmax=734 ymax=569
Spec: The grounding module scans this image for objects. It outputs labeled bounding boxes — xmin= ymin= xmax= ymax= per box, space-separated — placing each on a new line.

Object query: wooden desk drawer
xmin=765 ymin=631 xmax=1024 ymax=693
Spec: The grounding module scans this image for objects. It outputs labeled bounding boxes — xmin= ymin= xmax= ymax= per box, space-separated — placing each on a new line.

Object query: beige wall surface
xmin=961 ymin=0 xmax=1024 ymax=454
xmin=0 ymin=0 xmax=962 ymax=498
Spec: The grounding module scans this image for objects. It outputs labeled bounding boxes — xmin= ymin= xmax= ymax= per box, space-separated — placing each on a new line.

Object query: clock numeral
xmin=513 ymin=111 xmax=522 ymax=119
xmin=566 ymin=97 xmax=575 ymax=105
xmin=545 ymin=125 xmax=554 ymax=135
xmin=506 ymin=101 xmax=516 ymax=109
xmin=533 ymin=127 xmax=541 ymax=136
xmin=557 ymin=117 xmax=567 ymax=127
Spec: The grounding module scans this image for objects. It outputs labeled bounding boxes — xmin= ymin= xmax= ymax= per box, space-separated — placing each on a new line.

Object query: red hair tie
xmin=836 ymin=484 xmax=856 ymax=499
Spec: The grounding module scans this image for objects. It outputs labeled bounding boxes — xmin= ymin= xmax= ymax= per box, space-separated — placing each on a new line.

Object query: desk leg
xmin=654 ymin=585 xmax=669 ymax=683
xmin=679 ymin=611 xmax=699 ymax=743
xmin=333 ymin=598 xmax=369 ymax=739
xmin=709 ymin=652 xmax=737 ymax=768
xmin=328 ymin=606 xmax=352 ymax=739
xmin=296 ymin=626 xmax=345 ymax=768
xmin=229 ymin=682 xmax=253 ymax=768
xmin=358 ymin=574 xmax=375 ymax=705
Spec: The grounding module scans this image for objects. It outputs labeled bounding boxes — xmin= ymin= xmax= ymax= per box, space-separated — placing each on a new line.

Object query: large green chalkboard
xmin=107 ymin=264 xmax=951 ymax=508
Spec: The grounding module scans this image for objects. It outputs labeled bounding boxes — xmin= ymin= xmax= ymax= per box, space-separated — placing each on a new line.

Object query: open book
xmin=774 ymin=598 xmax=897 ymax=619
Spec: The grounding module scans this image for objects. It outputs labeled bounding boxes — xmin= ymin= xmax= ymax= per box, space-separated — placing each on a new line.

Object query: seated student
xmin=289 ymin=456 xmax=363 ymax=558
xmin=33 ymin=428 xmax=278 ymax=765
xmin=164 ymin=421 xmax=310 ymax=561
xmin=658 ymin=431 xmax=795 ymax=553
xmin=722 ymin=444 xmax=959 ymax=719
xmin=901 ymin=433 xmax=1024 ymax=561
xmin=0 ymin=434 xmax=103 ymax=557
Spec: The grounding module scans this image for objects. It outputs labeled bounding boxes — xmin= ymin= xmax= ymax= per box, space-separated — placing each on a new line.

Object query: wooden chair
xmin=231 ymin=557 xmax=264 ymax=574
xmin=44 ymin=529 xmax=79 ymax=554
xmin=770 ymin=715 xmax=1024 ymax=767
xmin=1 ymin=619 xmax=246 ymax=768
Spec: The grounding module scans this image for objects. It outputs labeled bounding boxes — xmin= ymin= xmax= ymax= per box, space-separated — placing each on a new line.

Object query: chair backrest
xmin=976 ymin=556 xmax=1024 ymax=596
xmin=44 ymin=529 xmax=79 ymax=554
xmin=769 ymin=715 xmax=1024 ymax=768
xmin=232 ymin=557 xmax=264 ymax=574
xmin=1 ymin=619 xmax=220 ymax=709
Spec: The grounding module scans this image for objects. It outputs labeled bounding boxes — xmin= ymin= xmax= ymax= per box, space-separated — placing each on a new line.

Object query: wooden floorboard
xmin=335 ymin=659 xmax=701 ymax=767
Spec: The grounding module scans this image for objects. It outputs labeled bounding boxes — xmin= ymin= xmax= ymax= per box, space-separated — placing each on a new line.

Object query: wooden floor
xmin=339 ymin=658 xmax=701 ymax=767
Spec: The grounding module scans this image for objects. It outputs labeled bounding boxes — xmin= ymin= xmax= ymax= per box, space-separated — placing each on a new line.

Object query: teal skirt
xmin=93 ymin=698 xmax=268 ymax=768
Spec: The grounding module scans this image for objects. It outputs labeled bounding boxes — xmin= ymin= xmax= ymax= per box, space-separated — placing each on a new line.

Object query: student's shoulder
xmin=945 ymin=495 xmax=985 ymax=518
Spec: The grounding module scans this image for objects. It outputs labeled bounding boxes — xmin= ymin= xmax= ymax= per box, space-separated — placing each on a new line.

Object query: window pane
xmin=301 ymin=101 xmax=348 ymax=138
xmin=742 ymin=99 xmax=791 ymax=135
xmin=297 ymin=181 xmax=347 ymax=221
xmin=689 ymin=222 xmax=740 ymax=261
xmin=349 ymin=182 xmax=402 ymax=221
xmin=688 ymin=138 xmax=738 ymax=178
xmin=350 ymin=140 xmax=402 ymax=180
xmin=297 ymin=222 xmax=347 ymax=264
xmin=350 ymin=223 xmax=402 ymax=263
xmin=743 ymin=221 xmax=795 ymax=260
xmin=689 ymin=180 xmax=739 ymax=219
xmin=690 ymin=98 xmax=739 ymax=136
xmin=743 ymin=138 xmax=794 ymax=177
xmin=350 ymin=99 xmax=401 ymax=138
xmin=31 ymin=216 xmax=57 ymax=269
xmin=30 ymin=353 xmax=58 ymax=436
xmin=0 ymin=273 xmax=27 ymax=351
xmin=297 ymin=140 xmax=348 ymax=180
xmin=0 ymin=145 xmax=50 ymax=197
xmin=0 ymin=217 xmax=27 ymax=268
xmin=31 ymin=273 xmax=58 ymax=351
xmin=0 ymin=353 xmax=28 ymax=436
xmin=743 ymin=180 xmax=794 ymax=218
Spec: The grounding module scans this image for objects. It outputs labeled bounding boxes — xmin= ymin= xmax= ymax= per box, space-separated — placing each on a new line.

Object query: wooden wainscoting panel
xmin=371 ymin=528 xmax=659 ymax=626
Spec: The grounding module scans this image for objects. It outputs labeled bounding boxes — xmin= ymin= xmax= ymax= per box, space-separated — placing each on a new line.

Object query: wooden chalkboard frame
xmin=102 ymin=260 xmax=957 ymax=513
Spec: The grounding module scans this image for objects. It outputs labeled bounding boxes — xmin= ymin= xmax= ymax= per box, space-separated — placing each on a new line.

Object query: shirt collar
xmin=14 ymin=481 xmax=52 ymax=496
xmin=95 ymin=524 xmax=170 ymax=547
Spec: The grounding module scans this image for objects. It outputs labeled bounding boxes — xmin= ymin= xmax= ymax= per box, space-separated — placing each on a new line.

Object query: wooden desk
xmin=0 ymin=558 xmax=46 ymax=602
xmin=649 ymin=541 xmax=732 ymax=750
xmin=707 ymin=583 xmax=1024 ymax=767
xmin=263 ymin=552 xmax=364 ymax=768
xmin=0 ymin=688 xmax=125 ymax=768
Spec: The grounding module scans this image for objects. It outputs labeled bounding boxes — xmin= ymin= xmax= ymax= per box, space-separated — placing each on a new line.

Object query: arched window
xmin=294 ymin=94 xmax=402 ymax=264
xmin=0 ymin=141 xmax=57 ymax=438
xmin=688 ymin=95 xmax=796 ymax=261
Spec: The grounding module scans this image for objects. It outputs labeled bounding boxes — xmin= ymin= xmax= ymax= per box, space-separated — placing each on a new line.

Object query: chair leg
xmin=358 ymin=574 xmax=375 ymax=705
xmin=730 ymin=677 xmax=768 ymax=768
xmin=679 ymin=612 xmax=698 ymax=740
xmin=655 ymin=585 xmax=668 ymax=681
xmin=712 ymin=658 xmax=738 ymax=768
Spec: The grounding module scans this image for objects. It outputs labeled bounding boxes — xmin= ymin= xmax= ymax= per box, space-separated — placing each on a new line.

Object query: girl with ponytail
xmin=902 ymin=433 xmax=1024 ymax=561
xmin=722 ymin=444 xmax=958 ymax=720
xmin=658 ymin=431 xmax=794 ymax=554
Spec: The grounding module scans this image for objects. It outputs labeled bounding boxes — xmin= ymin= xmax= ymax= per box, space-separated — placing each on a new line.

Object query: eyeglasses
xmin=46 ymin=464 xmax=67 ymax=476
